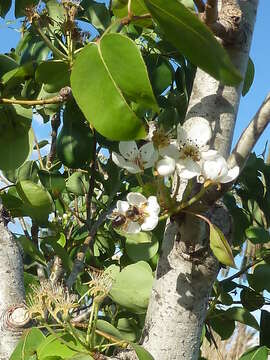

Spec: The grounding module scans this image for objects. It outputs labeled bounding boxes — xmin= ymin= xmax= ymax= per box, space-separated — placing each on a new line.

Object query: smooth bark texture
xmin=0 ymin=206 xmax=26 ymax=360
xmin=142 ymin=1 xmax=259 ymax=359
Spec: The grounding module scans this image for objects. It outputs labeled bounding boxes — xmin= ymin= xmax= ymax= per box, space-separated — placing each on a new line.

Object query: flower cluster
xmin=112 ymin=118 xmax=239 ymax=184
xmin=109 ymin=192 xmax=160 ymax=234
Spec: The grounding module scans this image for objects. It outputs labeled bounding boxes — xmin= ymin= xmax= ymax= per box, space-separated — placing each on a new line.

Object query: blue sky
xmin=0 ymin=0 xmax=269 ymax=154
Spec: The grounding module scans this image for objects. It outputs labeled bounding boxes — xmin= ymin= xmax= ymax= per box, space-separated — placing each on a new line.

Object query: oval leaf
xmin=239 ymin=346 xmax=268 ymax=360
xmin=225 ymin=307 xmax=260 ymax=331
xmin=242 ymin=57 xmax=255 ymax=96
xmin=71 ymin=33 xmax=154 ymax=140
xmin=209 ymin=224 xmax=236 ymax=268
xmin=144 ymin=0 xmax=242 ymax=85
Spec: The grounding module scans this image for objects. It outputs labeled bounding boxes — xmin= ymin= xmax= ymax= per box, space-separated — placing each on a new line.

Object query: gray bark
xmin=141 ymin=1 xmax=259 ymax=359
xmin=0 ymin=205 xmax=26 ymax=360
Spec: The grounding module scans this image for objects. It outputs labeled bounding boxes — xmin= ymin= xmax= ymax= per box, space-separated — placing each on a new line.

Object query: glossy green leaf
xmin=78 ymin=0 xmax=111 ymax=31
xmin=37 ymin=333 xmax=85 ymax=359
xmin=130 ymin=343 xmax=154 ymax=360
xmin=66 ymin=172 xmax=89 ymax=195
xmin=117 ymin=317 xmax=139 ymax=342
xmin=0 ymin=105 xmax=34 ymax=171
xmin=109 ymin=261 xmax=153 ymax=313
xmin=260 ymin=310 xmax=270 ymax=348
xmin=38 ymin=170 xmax=66 ymax=198
xmin=144 ymin=0 xmax=242 ymax=85
xmin=36 ymin=61 xmax=70 ymax=93
xmin=96 ymin=319 xmax=123 ymax=340
xmin=0 ymin=54 xmax=18 ymax=77
xmin=126 ymin=236 xmax=159 ymax=261
xmin=245 ymin=226 xmax=270 ymax=244
xmin=225 ymin=307 xmax=260 ymax=331
xmin=145 ymin=54 xmax=173 ymax=95
xmin=18 ymin=161 xmax=39 ymax=182
xmin=16 ymin=180 xmax=53 ymax=222
xmin=209 ymin=224 xmax=236 ymax=268
xmin=10 ymin=328 xmax=46 ymax=360
xmin=19 ymin=235 xmax=46 ymax=266
xmin=242 ymin=58 xmax=255 ymax=96
xmin=18 ymin=29 xmax=50 ymax=65
xmin=71 ymin=33 xmax=158 ymax=140
xmin=118 ymin=230 xmax=152 ymax=244
xmin=1 ymin=61 xmax=35 ymax=94
xmin=208 ymin=310 xmax=235 ymax=340
xmin=239 ymin=346 xmax=268 ymax=360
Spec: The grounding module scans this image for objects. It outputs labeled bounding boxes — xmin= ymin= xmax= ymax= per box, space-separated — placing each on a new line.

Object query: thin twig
xmin=85 ymin=131 xmax=97 ymax=223
xmin=46 ymin=113 xmax=61 ymax=169
xmin=33 ymin=130 xmax=45 ymax=169
xmin=221 ymin=257 xmax=263 ymax=284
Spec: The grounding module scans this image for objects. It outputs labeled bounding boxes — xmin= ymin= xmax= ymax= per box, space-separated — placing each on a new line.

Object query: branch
xmin=0 ymin=87 xmax=72 ymax=107
xmin=85 ymin=131 xmax=97 ymax=222
xmin=46 ymin=113 xmax=61 ymax=169
xmin=201 ymin=0 xmax=218 ymax=24
xmin=228 ymin=93 xmax=270 ymax=170
xmin=193 ymin=0 xmax=205 ymax=12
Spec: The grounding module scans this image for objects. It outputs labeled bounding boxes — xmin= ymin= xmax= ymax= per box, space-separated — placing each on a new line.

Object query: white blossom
xmin=156 ymin=118 xmax=213 ymax=179
xmin=109 ymin=192 xmax=160 ymax=234
xmin=112 ymin=141 xmax=158 ymax=174
xmin=199 ymin=151 xmax=239 ymax=183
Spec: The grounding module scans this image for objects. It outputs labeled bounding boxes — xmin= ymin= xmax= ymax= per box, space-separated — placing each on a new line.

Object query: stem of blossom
xmin=135 ymin=173 xmax=144 ymax=187
xmin=86 ymin=300 xmax=99 ymax=348
xmin=33 ymin=21 xmax=68 ymax=60
xmin=95 ymin=329 xmax=128 ymax=348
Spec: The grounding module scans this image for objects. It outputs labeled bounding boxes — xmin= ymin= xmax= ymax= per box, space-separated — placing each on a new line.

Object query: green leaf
xmin=248 ymin=264 xmax=270 ymax=292
xmin=209 ymin=224 xmax=236 ymax=268
xmin=144 ymin=0 xmax=242 ymax=85
xmin=42 ymin=236 xmax=72 ymax=271
xmin=19 ymin=235 xmax=47 ymax=265
xmin=96 ymin=319 xmax=123 ymax=339
xmin=260 ymin=310 xmax=270 ymax=348
xmin=38 ymin=170 xmax=66 ymax=198
xmin=117 ymin=230 xmax=152 ymax=244
xmin=1 ymin=61 xmax=35 ymax=94
xmin=208 ymin=310 xmax=235 ymax=340
xmin=109 ymin=261 xmax=153 ymax=313
xmin=66 ymin=172 xmax=89 ymax=196
xmin=37 ymin=333 xmax=85 ymax=360
xmin=242 ymin=58 xmax=255 ymax=96
xmin=130 ymin=343 xmax=154 ymax=360
xmin=16 ymin=180 xmax=53 ymax=222
xmin=0 ymin=54 xmax=18 ymax=77
xmin=145 ymin=54 xmax=173 ymax=95
xmin=117 ymin=317 xmax=139 ymax=342
xmin=35 ymin=61 xmax=70 ymax=93
xmin=225 ymin=307 xmax=260 ymax=331
xmin=126 ymin=236 xmax=159 ymax=262
xmin=0 ymin=105 xmax=34 ymax=171
xmin=10 ymin=327 xmax=46 ymax=360
xmin=71 ymin=33 xmax=158 ymax=140
xmin=68 ymin=355 xmax=94 ymax=360
xmin=245 ymin=226 xmax=270 ymax=244
xmin=240 ymin=288 xmax=264 ymax=312
xmin=78 ymin=0 xmax=111 ymax=31
xmin=239 ymin=346 xmax=268 ymax=360
xmin=18 ymin=161 xmax=39 ymax=182
xmin=34 ymin=140 xmax=49 ymax=150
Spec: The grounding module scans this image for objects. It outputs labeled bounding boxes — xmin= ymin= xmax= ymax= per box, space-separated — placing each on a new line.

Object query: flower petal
xmin=141 ymin=215 xmax=159 ymax=231
xmin=201 ymin=149 xmax=219 ymax=161
xmin=146 ymin=196 xmax=160 ymax=215
xmin=112 ymin=152 xmax=141 ymax=173
xmin=182 ymin=118 xmax=212 ymax=147
xmin=126 ymin=221 xmax=141 ymax=234
xmin=156 ymin=157 xmax=176 ymax=176
xmin=139 ymin=142 xmax=159 ymax=169
xmin=119 ymin=141 xmax=139 ymax=161
xmin=127 ymin=192 xmax=147 ymax=207
xmin=177 ymin=126 xmax=189 ymax=146
xmin=116 ymin=200 xmax=129 ymax=214
xmin=159 ymin=142 xmax=180 ymax=159
xmin=220 ymin=166 xmax=239 ymax=183
xmin=176 ymin=158 xmax=201 ymax=179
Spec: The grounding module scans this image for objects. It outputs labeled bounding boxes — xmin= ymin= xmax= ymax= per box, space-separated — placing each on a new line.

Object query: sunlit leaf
xmin=209 ymin=224 xmax=236 ymax=268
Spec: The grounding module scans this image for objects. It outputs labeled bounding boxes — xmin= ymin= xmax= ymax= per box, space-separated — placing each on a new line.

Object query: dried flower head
xmin=87 ymin=269 xmax=114 ymax=303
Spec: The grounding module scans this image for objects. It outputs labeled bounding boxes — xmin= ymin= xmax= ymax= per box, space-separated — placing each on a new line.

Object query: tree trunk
xmin=141 ymin=1 xmax=259 ymax=359
xmin=0 ymin=206 xmax=26 ymax=360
